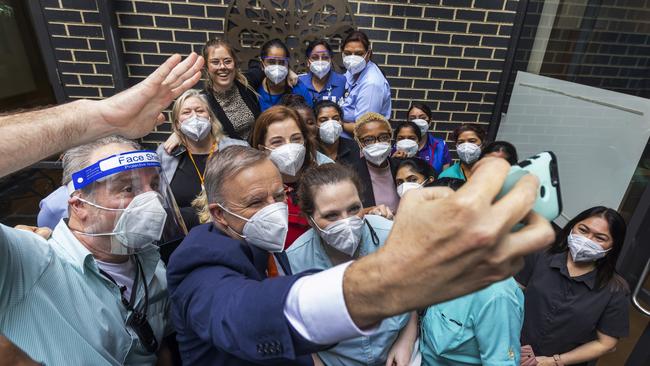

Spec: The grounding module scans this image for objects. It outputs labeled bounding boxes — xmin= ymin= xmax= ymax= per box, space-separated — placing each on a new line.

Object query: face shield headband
xmin=68 ymin=150 xmax=187 ymax=255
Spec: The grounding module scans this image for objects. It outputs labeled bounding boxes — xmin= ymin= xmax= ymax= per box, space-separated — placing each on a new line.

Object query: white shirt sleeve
xmin=283 ymin=261 xmax=380 ymax=345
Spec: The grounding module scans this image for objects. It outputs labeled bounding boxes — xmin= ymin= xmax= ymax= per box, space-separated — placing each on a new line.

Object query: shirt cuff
xmin=283 ymin=261 xmax=379 ymax=345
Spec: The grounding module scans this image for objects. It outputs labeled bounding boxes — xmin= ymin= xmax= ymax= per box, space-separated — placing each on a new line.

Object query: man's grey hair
xmin=61 ymin=135 xmax=141 ymax=185
xmin=204 ymin=145 xmax=268 ymax=205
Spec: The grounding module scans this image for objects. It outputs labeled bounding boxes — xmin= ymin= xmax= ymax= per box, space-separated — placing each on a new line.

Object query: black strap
xmin=365 ymin=220 xmax=380 ymax=247
xmin=99 ymin=257 xmax=143 ymax=313
xmin=203 ymin=89 xmax=240 ymax=139
xmin=99 ymin=257 xmax=158 ymax=352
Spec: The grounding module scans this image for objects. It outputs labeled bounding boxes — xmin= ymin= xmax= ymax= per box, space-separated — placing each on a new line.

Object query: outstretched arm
xmin=0 ymin=53 xmax=204 ymax=178
xmin=343 ymin=158 xmax=554 ymax=327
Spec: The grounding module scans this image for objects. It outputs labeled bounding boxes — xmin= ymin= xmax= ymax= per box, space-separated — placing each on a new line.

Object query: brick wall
xmin=39 ymin=0 xmax=115 ymax=99
xmin=505 ymin=0 xmax=649 ymax=116
xmin=37 ymin=0 xmax=519 ymax=146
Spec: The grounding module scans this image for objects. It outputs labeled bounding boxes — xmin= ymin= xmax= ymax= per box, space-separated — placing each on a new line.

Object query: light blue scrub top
xmin=420 ymin=277 xmax=524 ymax=366
xmin=438 ymin=161 xmax=466 ymax=181
xmin=341 ymin=61 xmax=392 ymax=123
xmin=287 ymin=215 xmax=409 ymax=366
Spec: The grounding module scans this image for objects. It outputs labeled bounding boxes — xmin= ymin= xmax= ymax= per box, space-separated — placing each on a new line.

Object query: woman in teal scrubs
xmin=420 ymin=277 xmax=524 ymax=365
xmin=287 ymin=163 xmax=418 ymax=366
xmin=438 ymin=124 xmax=486 ymax=182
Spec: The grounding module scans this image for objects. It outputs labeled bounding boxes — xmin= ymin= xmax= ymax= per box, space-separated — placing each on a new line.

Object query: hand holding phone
xmin=496 ymin=151 xmax=562 ymax=221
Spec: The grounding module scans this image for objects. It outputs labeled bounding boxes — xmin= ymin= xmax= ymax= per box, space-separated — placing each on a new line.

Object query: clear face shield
xmin=67 ymin=150 xmax=187 ymax=255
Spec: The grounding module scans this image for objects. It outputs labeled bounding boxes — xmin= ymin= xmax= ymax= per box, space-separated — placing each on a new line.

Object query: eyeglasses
xmin=262 ymin=56 xmax=289 ymax=66
xmin=309 ymin=52 xmax=332 ymax=62
xmin=209 ymin=58 xmax=234 ymax=68
xmin=359 ymin=133 xmax=392 ymax=146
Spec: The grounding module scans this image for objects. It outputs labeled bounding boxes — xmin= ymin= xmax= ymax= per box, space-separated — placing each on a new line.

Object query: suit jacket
xmin=167 ymin=223 xmax=326 ymax=365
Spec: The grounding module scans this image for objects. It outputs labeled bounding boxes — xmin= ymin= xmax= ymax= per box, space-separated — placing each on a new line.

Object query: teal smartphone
xmin=496 ymin=151 xmax=562 ymax=221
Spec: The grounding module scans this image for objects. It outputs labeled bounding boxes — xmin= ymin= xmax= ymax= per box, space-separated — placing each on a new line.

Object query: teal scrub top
xmin=420 ymin=277 xmax=524 ymax=366
xmin=438 ymin=161 xmax=466 ymax=181
xmin=287 ymin=215 xmax=410 ymax=366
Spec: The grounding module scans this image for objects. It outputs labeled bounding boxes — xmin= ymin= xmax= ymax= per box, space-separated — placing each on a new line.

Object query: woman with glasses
xmin=258 ymin=39 xmax=313 ymax=112
xmin=298 ymin=39 xmax=346 ymax=106
xmin=340 ymin=30 xmax=392 ymax=136
xmin=353 ymin=112 xmax=400 ymax=213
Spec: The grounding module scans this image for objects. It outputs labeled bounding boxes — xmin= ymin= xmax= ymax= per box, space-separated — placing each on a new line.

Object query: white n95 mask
xmin=343 ymin=55 xmax=367 ymax=75
xmin=310 ymin=61 xmax=331 ymax=79
xmin=362 ymin=142 xmax=391 ymax=166
xmin=411 ymin=119 xmax=429 ymax=137
xmin=319 ymin=120 xmax=342 ymax=144
xmin=219 ymin=202 xmax=289 ymax=253
xmin=396 ymin=139 xmax=419 ymax=158
xmin=567 ymin=232 xmax=610 ymax=262
xmin=456 ymin=142 xmax=482 ymax=164
xmin=180 ymin=115 xmax=212 ymax=142
xmin=77 ymin=191 xmax=168 ymax=250
xmin=396 ymin=181 xmax=424 ymax=198
xmin=312 ymin=216 xmax=365 ymax=256
xmin=268 ymin=143 xmax=306 ymax=176
xmin=264 ymin=65 xmax=288 ymax=84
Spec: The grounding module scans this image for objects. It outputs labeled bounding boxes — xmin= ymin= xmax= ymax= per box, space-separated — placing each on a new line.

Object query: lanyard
xmin=187 ymin=143 xmax=216 ymax=190
xmin=99 ymin=257 xmax=159 ymax=353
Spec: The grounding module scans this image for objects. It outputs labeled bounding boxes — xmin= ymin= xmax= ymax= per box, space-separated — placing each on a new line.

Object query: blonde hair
xmin=191 ymin=190 xmax=212 ymax=224
xmin=353 ymin=112 xmax=393 ymax=139
xmin=171 ymin=89 xmax=225 ymax=146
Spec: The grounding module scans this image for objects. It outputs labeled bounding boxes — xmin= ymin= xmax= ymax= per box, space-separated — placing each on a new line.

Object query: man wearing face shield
xmin=0 ymin=136 xmax=186 ymax=365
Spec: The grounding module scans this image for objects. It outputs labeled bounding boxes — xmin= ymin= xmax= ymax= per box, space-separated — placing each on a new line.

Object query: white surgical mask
xmin=218 ymin=202 xmax=289 ymax=253
xmin=396 ymin=139 xmax=419 ymax=158
xmin=362 ymin=142 xmax=391 ymax=166
xmin=456 ymin=142 xmax=482 ymax=164
xmin=567 ymin=232 xmax=610 ymax=262
xmin=343 ymin=54 xmax=367 ymax=75
xmin=411 ymin=119 xmax=429 ymax=137
xmin=319 ymin=120 xmax=342 ymax=144
xmin=310 ymin=60 xmax=331 ymax=79
xmin=76 ymin=191 xmax=168 ymax=250
xmin=267 ymin=143 xmax=306 ymax=176
xmin=312 ymin=216 xmax=365 ymax=256
xmin=180 ymin=115 xmax=212 ymax=142
xmin=396 ymin=181 xmax=425 ymax=198
xmin=264 ymin=65 xmax=288 ymax=84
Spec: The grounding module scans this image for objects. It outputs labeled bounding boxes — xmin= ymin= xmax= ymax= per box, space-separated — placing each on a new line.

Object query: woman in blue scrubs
xmin=298 ymin=39 xmax=346 ymax=106
xmin=340 ymin=30 xmax=392 ymax=136
xmin=257 ymin=39 xmax=313 ymax=112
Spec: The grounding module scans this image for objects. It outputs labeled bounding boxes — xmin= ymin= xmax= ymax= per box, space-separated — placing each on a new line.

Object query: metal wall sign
xmin=224 ymin=0 xmax=356 ymax=72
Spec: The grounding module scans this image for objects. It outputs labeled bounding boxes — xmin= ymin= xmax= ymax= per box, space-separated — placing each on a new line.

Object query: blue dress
xmin=257 ymin=82 xmax=314 ymax=112
xmin=287 ymin=215 xmax=410 ymax=366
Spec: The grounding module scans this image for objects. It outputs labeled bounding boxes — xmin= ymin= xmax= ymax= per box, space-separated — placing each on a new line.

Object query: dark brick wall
xmin=38 ymin=0 xmax=519 ymax=145
xmin=506 ymin=0 xmax=649 ymax=116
